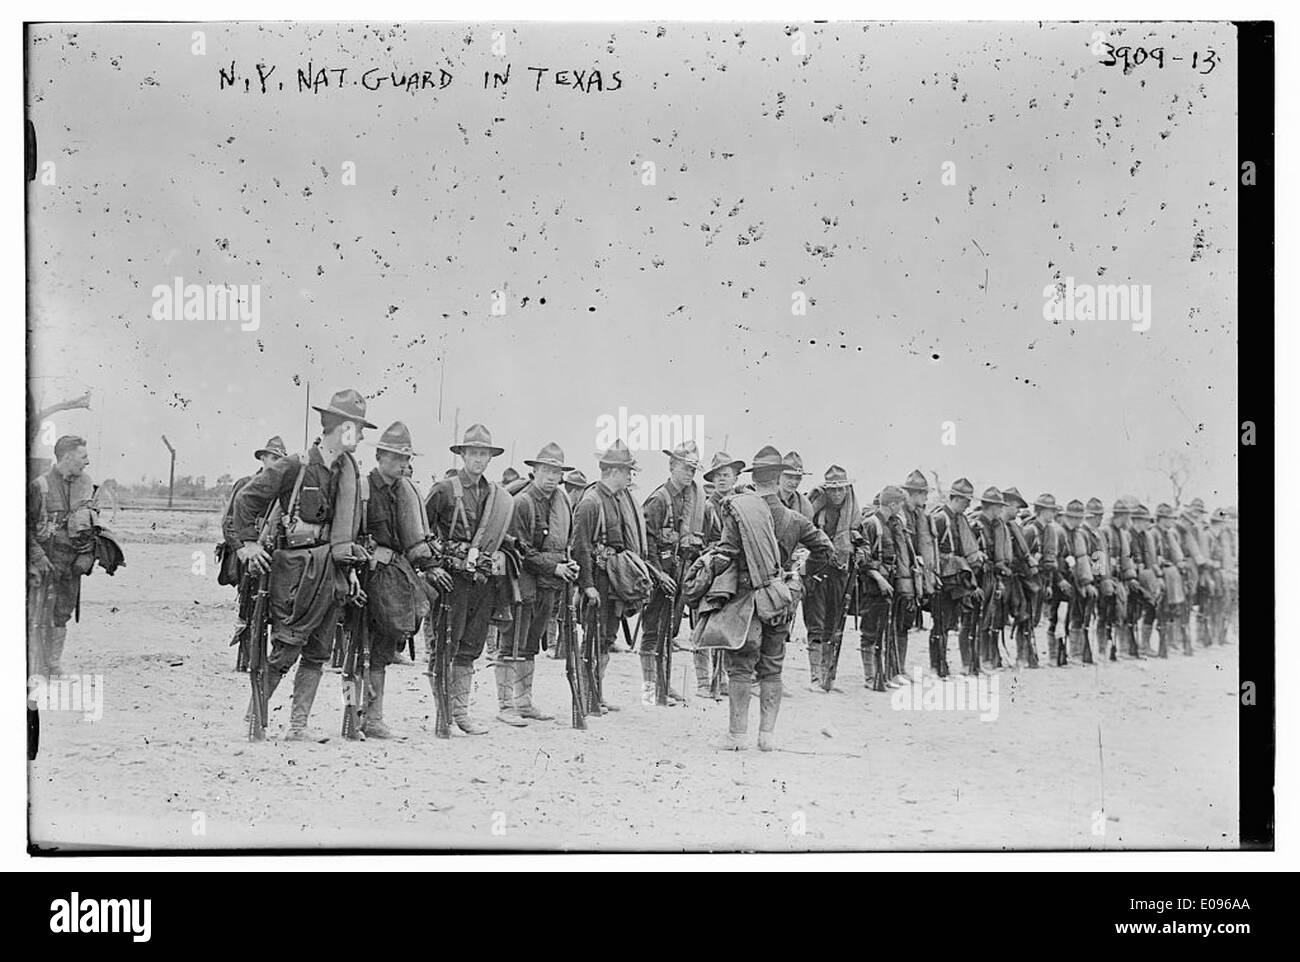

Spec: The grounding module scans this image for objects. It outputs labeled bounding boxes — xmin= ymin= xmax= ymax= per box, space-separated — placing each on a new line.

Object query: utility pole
xmin=161 ymin=435 xmax=176 ymax=507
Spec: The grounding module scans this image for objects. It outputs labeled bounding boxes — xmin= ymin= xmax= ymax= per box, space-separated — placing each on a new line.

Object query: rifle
xmin=245 ymin=563 xmax=272 ymax=741
xmin=430 ymin=589 xmax=454 ymax=739
xmin=340 ymin=562 xmax=372 ymax=740
xmin=563 ymin=581 xmax=587 ymax=730
xmin=821 ymin=550 xmax=858 ymax=692
xmin=584 ymin=596 xmax=604 ymax=713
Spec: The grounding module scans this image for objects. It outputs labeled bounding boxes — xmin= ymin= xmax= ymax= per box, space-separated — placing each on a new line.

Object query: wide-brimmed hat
xmin=597 ymin=440 xmax=638 ymax=469
xmin=1189 ymin=497 xmax=1207 ymax=514
xmin=1131 ymin=503 xmax=1152 ymax=520
xmin=1085 ymin=497 xmax=1105 ymax=515
xmin=879 ymin=485 xmax=906 ymax=506
xmin=1156 ymin=503 xmax=1175 ymax=519
xmin=1111 ymin=498 xmax=1132 ymax=515
xmin=1001 ymin=486 xmax=1028 ymax=508
xmin=1063 ymin=499 xmax=1086 ymax=519
xmin=979 ymin=486 xmax=1005 ymax=507
xmin=902 ymin=469 xmax=929 ymax=493
xmin=822 ymin=464 xmax=853 ymax=489
xmin=780 ymin=451 xmax=811 ymax=477
xmin=450 ymin=423 xmax=505 ymax=457
xmin=524 ymin=442 xmax=573 ymax=472
xmin=663 ymin=440 xmax=702 ymax=469
xmin=376 ymin=422 xmax=418 ymax=458
xmin=501 ymin=466 xmax=521 ymax=485
xmin=1033 ymin=492 xmax=1058 ymax=511
xmin=703 ymin=451 xmax=746 ymax=482
xmin=744 ymin=445 xmax=785 ymax=474
xmin=563 ymin=468 xmax=589 ymax=488
xmin=254 ymin=435 xmax=287 ymax=461
xmin=948 ymin=478 xmax=975 ymax=500
xmin=312 ymin=388 xmax=378 ymax=430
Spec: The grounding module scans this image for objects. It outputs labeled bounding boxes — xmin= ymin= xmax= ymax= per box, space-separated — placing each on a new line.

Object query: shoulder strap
xmin=285 ymin=459 xmax=309 ymax=522
xmin=449 ymin=475 xmax=471 ymax=539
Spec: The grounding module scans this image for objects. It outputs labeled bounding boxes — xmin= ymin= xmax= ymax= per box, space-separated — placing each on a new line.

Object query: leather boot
xmin=860 ymin=646 xmax=873 ymax=688
xmin=484 ymin=625 xmax=500 ymax=665
xmin=639 ymin=653 xmax=658 ymax=706
xmin=895 ymin=625 xmax=910 ymax=679
xmin=694 ymin=649 xmax=713 ymax=697
xmin=451 ymin=663 xmax=489 ymax=734
xmin=598 ymin=652 xmax=619 ymax=711
xmin=362 ymin=667 xmax=398 ymax=739
xmin=714 ymin=676 xmax=751 ymax=750
xmin=494 ymin=661 xmax=528 ymax=727
xmin=806 ymin=640 xmax=823 ymax=691
xmin=1082 ymin=627 xmax=1096 ymax=664
xmin=284 ymin=663 xmax=324 ymax=741
xmin=45 ymin=627 xmax=67 ymax=676
xmin=1156 ymin=621 xmax=1169 ymax=658
xmin=516 ymin=658 xmax=554 ymax=721
xmin=757 ymin=678 xmax=782 ymax=752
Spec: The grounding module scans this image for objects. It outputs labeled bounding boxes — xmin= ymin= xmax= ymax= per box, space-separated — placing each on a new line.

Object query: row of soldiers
xmin=220 ymin=386 xmax=1237 ymax=750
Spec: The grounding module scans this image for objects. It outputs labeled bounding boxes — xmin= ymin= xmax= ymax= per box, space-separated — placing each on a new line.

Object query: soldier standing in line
xmin=232 ymin=389 xmax=375 ymax=741
xmin=1128 ymin=503 xmax=1162 ymax=657
xmin=1001 ymin=487 xmax=1039 ymax=668
xmin=856 ymin=486 xmax=909 ymax=689
xmin=423 ymin=424 xmax=517 ymax=735
xmin=900 ymin=470 xmax=938 ymax=643
xmin=972 ymin=487 xmax=1012 ymax=670
xmin=563 ymin=469 xmax=589 ymax=510
xmin=1060 ymin=499 xmax=1097 ymax=665
xmin=931 ymin=478 xmax=984 ymax=677
xmin=1021 ymin=494 xmax=1061 ymax=664
xmin=777 ymin=451 xmax=816 ymax=519
xmin=708 ymin=446 xmax=833 ymax=750
xmin=804 ymin=465 xmax=862 ymax=692
xmin=1103 ymin=500 xmax=1139 ymax=659
xmin=693 ymin=451 xmax=745 ymax=698
xmin=1081 ymin=498 xmax=1113 ymax=660
xmin=1208 ymin=508 xmax=1237 ymax=645
xmin=28 ymin=435 xmax=99 ymax=677
xmin=1154 ymin=504 xmax=1190 ymax=656
xmin=361 ymin=422 xmax=442 ymax=739
xmin=640 ymin=441 xmax=706 ymax=706
xmin=497 ymin=442 xmax=579 ymax=727
xmin=1178 ymin=498 xmax=1217 ymax=646
xmin=571 ymin=440 xmax=655 ymax=713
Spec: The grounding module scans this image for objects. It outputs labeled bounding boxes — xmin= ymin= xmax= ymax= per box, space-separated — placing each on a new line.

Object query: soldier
xmin=693 ymin=451 xmax=746 ymax=697
xmin=972 ymin=487 xmax=1013 ymax=670
xmin=1128 ymin=503 xmax=1162 ymax=657
xmin=572 ymin=440 xmax=655 ymax=713
xmin=707 ymin=446 xmax=833 ymax=750
xmin=563 ymin=469 xmax=589 ymax=510
xmin=1103 ymin=500 xmax=1139 ymax=659
xmin=1180 ymin=498 xmax=1218 ymax=647
xmin=501 ymin=466 xmax=522 ymax=488
xmin=1001 ymin=487 xmax=1039 ymax=667
xmin=423 ymin=424 xmax=517 ymax=735
xmin=1021 ymin=494 xmax=1066 ymax=664
xmin=28 ymin=435 xmax=98 ymax=676
xmin=860 ymin=485 xmax=919 ymax=688
xmin=805 ymin=465 xmax=862 ymax=692
xmin=932 ymin=478 xmax=985 ymax=677
xmin=1080 ymin=498 xmax=1113 ymax=660
xmin=640 ymin=441 xmax=707 ymax=706
xmin=1060 ymin=499 xmax=1097 ymax=664
xmin=1209 ymin=508 xmax=1237 ymax=645
xmin=900 ymin=470 xmax=938 ymax=639
xmin=232 ymin=389 xmax=375 ymax=741
xmin=778 ymin=451 xmax=816 ymax=519
xmin=362 ymin=422 xmax=440 ymax=739
xmin=1154 ymin=504 xmax=1190 ymax=656
xmin=496 ymin=443 xmax=579 ymax=726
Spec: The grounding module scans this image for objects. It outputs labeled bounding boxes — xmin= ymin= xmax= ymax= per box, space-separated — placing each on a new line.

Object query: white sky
xmin=26 ymin=20 xmax=1237 ymax=508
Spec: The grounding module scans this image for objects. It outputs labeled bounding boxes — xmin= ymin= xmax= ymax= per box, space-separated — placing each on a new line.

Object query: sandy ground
xmin=29 ymin=512 xmax=1239 ymax=852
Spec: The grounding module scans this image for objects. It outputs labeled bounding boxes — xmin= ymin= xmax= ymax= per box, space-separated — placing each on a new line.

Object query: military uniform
xmin=931 ymin=478 xmax=984 ymax=676
xmin=804 ymin=465 xmax=861 ymax=690
xmin=1127 ymin=504 xmax=1162 ymax=656
xmin=571 ymin=440 xmax=649 ymax=711
xmin=1002 ymin=487 xmax=1039 ymax=667
xmin=1103 ymin=500 xmax=1139 ymax=659
xmin=900 ymin=470 xmax=938 ymax=635
xmin=693 ymin=452 xmax=745 ymax=696
xmin=232 ymin=389 xmax=375 ymax=738
xmin=27 ymin=462 xmax=98 ymax=676
xmin=857 ymin=487 xmax=911 ymax=689
xmin=972 ymin=487 xmax=1013 ymax=670
xmin=640 ymin=441 xmax=706 ymax=705
xmin=1062 ymin=500 xmax=1097 ymax=664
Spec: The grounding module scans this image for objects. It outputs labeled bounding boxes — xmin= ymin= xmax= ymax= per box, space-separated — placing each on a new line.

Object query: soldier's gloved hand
xmin=426 ymin=567 xmax=454 ymax=593
xmin=238 ymin=541 xmax=272 ymax=574
xmin=657 ymin=572 xmax=677 ymax=595
xmin=584 ymin=586 xmax=601 ymax=606
xmin=555 ymin=562 xmax=579 ymax=583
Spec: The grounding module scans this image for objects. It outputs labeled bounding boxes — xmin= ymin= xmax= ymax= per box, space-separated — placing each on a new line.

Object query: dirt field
xmin=28 ymin=511 xmax=1239 ymax=852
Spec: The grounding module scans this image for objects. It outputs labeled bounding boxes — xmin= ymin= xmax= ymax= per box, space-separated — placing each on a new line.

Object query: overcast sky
xmin=27 ymin=21 xmax=1237 ymax=508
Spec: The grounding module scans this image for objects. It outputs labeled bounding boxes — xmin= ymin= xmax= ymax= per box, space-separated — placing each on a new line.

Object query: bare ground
xmin=29 ymin=522 xmax=1239 ymax=853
